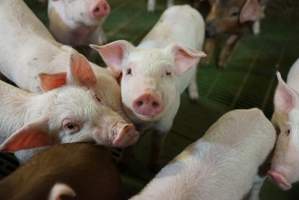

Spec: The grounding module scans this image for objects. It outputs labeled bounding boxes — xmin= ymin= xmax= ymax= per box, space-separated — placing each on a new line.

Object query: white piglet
xmin=0 ymin=0 xmax=124 ymax=117
xmin=48 ymin=0 xmax=110 ymax=46
xmin=130 ymin=109 xmax=276 ymax=200
xmin=92 ymin=5 xmax=205 ymax=166
xmin=0 ymin=54 xmax=138 ymax=162
xmin=269 ymin=63 xmax=299 ymax=190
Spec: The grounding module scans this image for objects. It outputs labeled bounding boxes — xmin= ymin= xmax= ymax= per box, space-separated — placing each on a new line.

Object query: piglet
xmin=0 ymin=54 xmax=138 ymax=163
xmin=92 ymin=5 xmax=206 ymax=167
xmin=268 ymin=66 xmax=299 ymax=190
xmin=0 ymin=143 xmax=123 ymax=200
xmin=205 ymin=0 xmax=268 ymax=67
xmin=0 ymin=0 xmax=123 ymax=119
xmin=130 ymin=108 xmax=276 ymax=200
xmin=47 ymin=0 xmax=110 ymax=46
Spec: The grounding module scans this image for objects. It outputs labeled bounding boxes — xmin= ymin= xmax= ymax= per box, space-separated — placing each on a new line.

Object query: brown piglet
xmin=205 ymin=0 xmax=268 ymax=68
xmin=0 ymin=143 xmax=123 ymax=200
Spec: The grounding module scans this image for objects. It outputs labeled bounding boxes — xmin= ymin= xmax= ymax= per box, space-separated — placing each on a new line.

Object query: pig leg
xmin=188 ymin=69 xmax=199 ymax=101
xmin=147 ymin=0 xmax=156 ymax=12
xmin=149 ymin=131 xmax=166 ymax=171
xmin=218 ymin=34 xmax=241 ymax=68
xmin=247 ymin=176 xmax=265 ymax=200
xmin=252 ymin=21 xmax=260 ymax=35
xmin=204 ymin=38 xmax=216 ymax=64
xmin=167 ymin=0 xmax=174 ymax=8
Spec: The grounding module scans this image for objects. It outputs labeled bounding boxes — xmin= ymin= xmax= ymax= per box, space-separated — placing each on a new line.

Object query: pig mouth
xmin=267 ymin=170 xmax=292 ymax=191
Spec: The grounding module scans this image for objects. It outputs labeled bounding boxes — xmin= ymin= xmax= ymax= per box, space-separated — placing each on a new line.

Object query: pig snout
xmin=205 ymin=22 xmax=217 ymax=38
xmin=90 ymin=0 xmax=110 ymax=19
xmin=133 ymin=92 xmax=164 ymax=118
xmin=112 ymin=123 xmax=139 ymax=148
xmin=267 ymin=170 xmax=292 ymax=191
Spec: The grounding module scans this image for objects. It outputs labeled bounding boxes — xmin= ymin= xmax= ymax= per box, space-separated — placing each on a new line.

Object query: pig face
xmin=91 ymin=41 xmax=205 ymax=122
xmin=0 ymin=54 xmax=139 ymax=153
xmin=51 ymin=0 xmax=110 ymax=26
xmin=206 ymin=0 xmax=261 ymax=37
xmin=268 ymin=72 xmax=299 ymax=190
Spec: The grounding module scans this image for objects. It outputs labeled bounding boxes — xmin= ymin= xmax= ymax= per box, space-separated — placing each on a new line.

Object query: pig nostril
xmin=103 ymin=4 xmax=108 ymax=11
xmin=94 ymin=7 xmax=100 ymax=14
xmin=137 ymin=101 xmax=143 ymax=107
xmin=152 ymin=101 xmax=159 ymax=108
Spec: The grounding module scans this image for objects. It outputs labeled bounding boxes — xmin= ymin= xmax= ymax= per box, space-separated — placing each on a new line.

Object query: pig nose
xmin=112 ymin=124 xmax=139 ymax=147
xmin=133 ymin=93 xmax=163 ymax=117
xmin=91 ymin=0 xmax=110 ymax=19
xmin=205 ymin=22 xmax=217 ymax=38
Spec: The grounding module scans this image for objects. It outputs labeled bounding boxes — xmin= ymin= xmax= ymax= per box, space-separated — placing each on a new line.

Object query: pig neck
xmin=0 ymin=81 xmax=53 ymax=141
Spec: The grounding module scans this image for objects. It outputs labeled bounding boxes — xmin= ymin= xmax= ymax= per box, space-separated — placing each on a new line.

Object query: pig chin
xmin=124 ymin=105 xmax=164 ymax=122
xmin=267 ymin=168 xmax=293 ymax=190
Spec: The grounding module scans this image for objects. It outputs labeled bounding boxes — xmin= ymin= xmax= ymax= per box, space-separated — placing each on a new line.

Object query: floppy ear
xmin=39 ymin=73 xmax=67 ymax=92
xmin=90 ymin=40 xmax=135 ymax=77
xmin=274 ymin=72 xmax=298 ymax=114
xmin=240 ymin=0 xmax=261 ymax=23
xmin=167 ymin=44 xmax=206 ymax=75
xmin=0 ymin=118 xmax=56 ymax=152
xmin=67 ymin=53 xmax=97 ymax=88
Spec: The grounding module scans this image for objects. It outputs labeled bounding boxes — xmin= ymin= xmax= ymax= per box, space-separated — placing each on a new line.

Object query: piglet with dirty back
xmin=269 ymin=61 xmax=299 ymax=190
xmin=130 ymin=109 xmax=276 ymax=200
xmin=0 ymin=143 xmax=123 ymax=200
xmin=205 ymin=0 xmax=268 ymax=67
xmin=92 ymin=5 xmax=206 ymax=167
xmin=48 ymin=0 xmax=110 ymax=46
xmin=0 ymin=54 xmax=138 ymax=163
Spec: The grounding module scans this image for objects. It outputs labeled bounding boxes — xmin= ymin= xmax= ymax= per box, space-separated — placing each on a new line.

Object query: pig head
xmin=48 ymin=0 xmax=110 ymax=46
xmin=206 ymin=0 xmax=263 ymax=37
xmin=0 ymin=53 xmax=139 ymax=156
xmin=91 ymin=40 xmax=205 ymax=127
xmin=268 ymin=72 xmax=299 ymax=190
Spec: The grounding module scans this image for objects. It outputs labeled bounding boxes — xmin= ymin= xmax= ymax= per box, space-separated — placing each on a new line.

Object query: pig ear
xmin=39 ymin=73 xmax=67 ymax=92
xmin=90 ymin=40 xmax=135 ymax=76
xmin=67 ymin=53 xmax=97 ymax=88
xmin=0 ymin=118 xmax=56 ymax=152
xmin=240 ymin=0 xmax=261 ymax=23
xmin=168 ymin=44 xmax=206 ymax=75
xmin=48 ymin=183 xmax=76 ymax=200
xmin=274 ymin=72 xmax=298 ymax=113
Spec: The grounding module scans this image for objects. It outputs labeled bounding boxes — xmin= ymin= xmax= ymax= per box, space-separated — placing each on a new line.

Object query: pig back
xmin=0 ymin=143 xmax=123 ymax=200
xmin=139 ymin=5 xmax=205 ymax=50
xmin=203 ymin=108 xmax=276 ymax=163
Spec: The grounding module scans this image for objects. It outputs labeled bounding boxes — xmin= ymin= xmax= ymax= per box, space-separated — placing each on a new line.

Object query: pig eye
xmin=165 ymin=71 xmax=172 ymax=77
xmin=63 ymin=120 xmax=80 ymax=134
xmin=230 ymin=8 xmax=240 ymax=17
xmin=286 ymin=129 xmax=291 ymax=136
xmin=95 ymin=96 xmax=102 ymax=103
xmin=126 ymin=68 xmax=132 ymax=75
